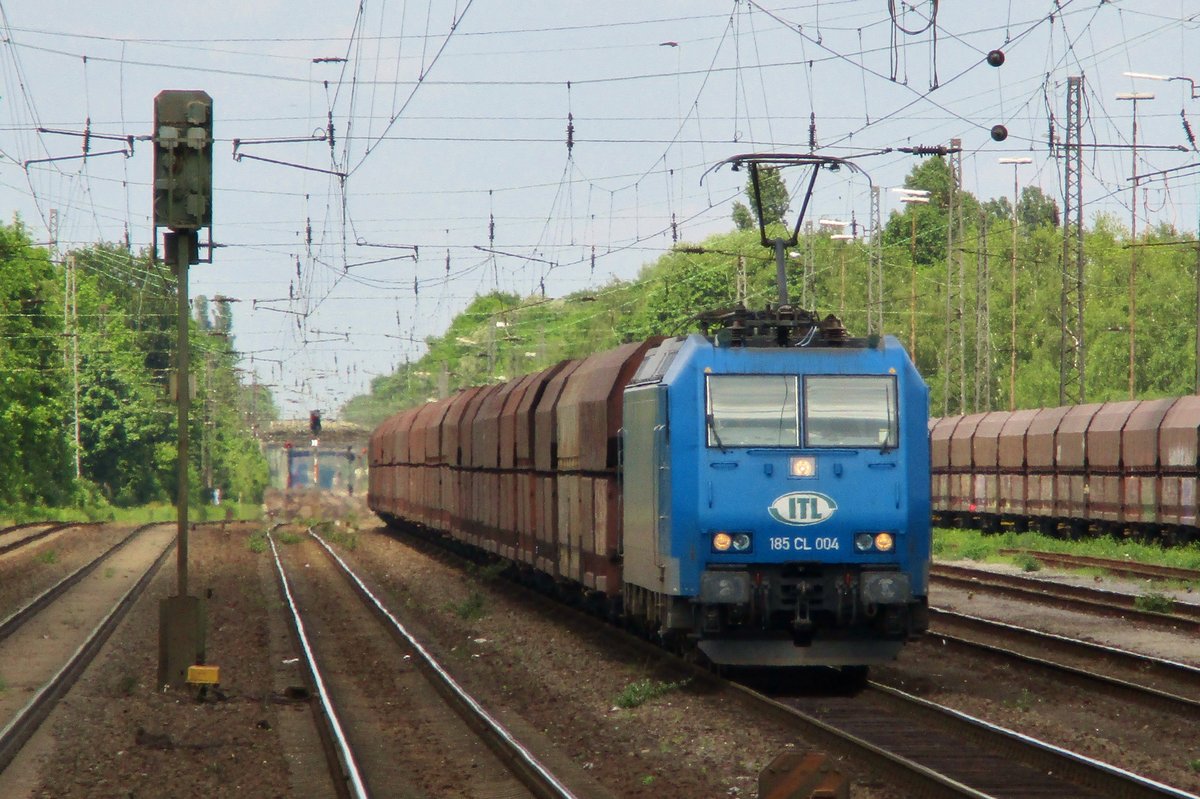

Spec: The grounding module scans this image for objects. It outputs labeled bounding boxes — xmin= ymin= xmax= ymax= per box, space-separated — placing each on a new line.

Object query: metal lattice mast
xmin=943 ymin=139 xmax=963 ymax=415
xmin=953 ymin=140 xmax=966 ymax=411
xmin=802 ymin=220 xmax=815 ymax=308
xmin=869 ymin=186 xmax=884 ymax=334
xmin=1059 ymin=75 xmax=1086 ymax=404
xmin=974 ymin=211 xmax=991 ymax=411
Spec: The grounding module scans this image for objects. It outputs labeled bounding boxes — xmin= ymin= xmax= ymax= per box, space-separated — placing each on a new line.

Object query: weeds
xmin=115 ymin=673 xmax=137 ymax=697
xmin=614 ymin=678 xmax=690 ymax=709
xmin=473 ymin=560 xmax=507 ymax=582
xmin=1188 ymin=759 xmax=1200 ymax=773
xmin=276 ymin=531 xmax=302 ymax=545
xmin=35 ymin=549 xmax=57 ymax=565
xmin=1005 ymin=688 xmax=1035 ymax=712
xmin=1013 ymin=553 xmax=1042 ymax=572
xmin=327 ymin=530 xmax=358 ymax=551
xmin=246 ymin=532 xmax=268 ymax=553
xmin=449 ymin=591 xmax=487 ymax=621
xmin=1134 ymin=592 xmax=1174 ymax=614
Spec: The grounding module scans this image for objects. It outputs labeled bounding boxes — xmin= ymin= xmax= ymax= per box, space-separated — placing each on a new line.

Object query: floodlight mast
xmin=711 ymin=153 xmax=869 ymax=307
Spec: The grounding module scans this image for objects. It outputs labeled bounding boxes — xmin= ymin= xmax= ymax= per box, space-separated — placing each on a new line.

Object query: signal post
xmin=153 ymin=90 xmax=214 ymax=688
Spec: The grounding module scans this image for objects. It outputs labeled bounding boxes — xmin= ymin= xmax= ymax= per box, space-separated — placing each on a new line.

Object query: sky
xmin=3 ymin=1 xmax=1200 ymax=419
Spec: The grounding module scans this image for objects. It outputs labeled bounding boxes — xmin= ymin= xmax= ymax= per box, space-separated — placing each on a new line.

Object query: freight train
xmin=369 ymin=307 xmax=931 ymax=668
xmin=930 ymin=397 xmax=1200 ymax=544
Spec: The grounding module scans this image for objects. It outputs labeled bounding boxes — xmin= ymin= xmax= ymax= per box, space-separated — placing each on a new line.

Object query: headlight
xmin=874 ymin=532 xmax=895 ymax=552
xmin=854 ymin=532 xmax=875 ymax=552
xmin=712 ymin=532 xmax=752 ymax=553
xmin=789 ymin=456 xmax=816 ymax=477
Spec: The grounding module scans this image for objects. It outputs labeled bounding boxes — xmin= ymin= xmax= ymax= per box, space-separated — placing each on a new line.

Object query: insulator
xmin=567 ymin=112 xmax=575 ymax=156
xmin=808 ymin=112 xmax=817 ymax=150
xmin=1182 ymin=110 xmax=1197 ymax=150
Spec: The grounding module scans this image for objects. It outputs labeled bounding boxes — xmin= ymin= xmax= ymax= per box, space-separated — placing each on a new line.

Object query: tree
xmin=730 ymin=167 xmax=789 ymax=231
xmin=0 ymin=221 xmax=71 ymax=507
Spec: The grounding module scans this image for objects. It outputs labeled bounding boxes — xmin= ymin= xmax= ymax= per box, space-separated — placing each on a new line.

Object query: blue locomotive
xmin=370 ymin=153 xmax=930 ymax=669
xmin=369 ymin=306 xmax=931 ymax=670
xmin=620 ymin=308 xmax=930 ymax=666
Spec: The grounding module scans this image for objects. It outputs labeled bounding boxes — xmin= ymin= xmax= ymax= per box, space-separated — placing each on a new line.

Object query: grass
xmin=933 ymin=526 xmax=1200 ymax=573
xmin=0 ymin=501 xmax=265 ymax=526
xmin=1004 ymin=688 xmax=1035 ymax=712
xmin=327 ymin=530 xmax=358 ymax=550
xmin=613 ymin=678 xmax=690 ymax=709
xmin=35 ymin=548 xmax=57 ymax=565
xmin=1188 ymin=759 xmax=1200 ymax=773
xmin=246 ymin=532 xmax=268 ymax=553
xmin=275 ymin=531 xmax=302 ymax=545
xmin=1133 ymin=591 xmax=1174 ymax=614
xmin=449 ymin=591 xmax=487 ymax=621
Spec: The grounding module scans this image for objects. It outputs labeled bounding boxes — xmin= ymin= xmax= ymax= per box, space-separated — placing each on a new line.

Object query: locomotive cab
xmin=621 ymin=310 xmax=931 ymax=667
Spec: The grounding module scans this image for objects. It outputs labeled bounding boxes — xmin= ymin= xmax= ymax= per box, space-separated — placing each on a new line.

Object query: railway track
xmin=0 ymin=522 xmax=174 ymax=772
xmin=997 ymin=549 xmax=1200 ymax=583
xmin=374 ymin=523 xmax=1200 ymax=798
xmin=743 ymin=679 xmax=1198 ymax=799
xmin=267 ymin=525 xmax=595 ymax=799
xmin=0 ymin=521 xmax=100 ymax=557
xmin=931 ymin=563 xmax=1200 ymax=630
xmin=925 ymin=607 xmax=1200 ymax=717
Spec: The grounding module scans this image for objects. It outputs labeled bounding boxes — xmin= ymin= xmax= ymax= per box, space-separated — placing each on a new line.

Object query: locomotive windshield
xmin=804 ymin=375 xmax=898 ymax=448
xmin=706 ymin=375 xmax=799 ymax=447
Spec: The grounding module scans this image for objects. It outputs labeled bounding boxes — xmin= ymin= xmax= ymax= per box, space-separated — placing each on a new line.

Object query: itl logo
xmin=769 ymin=492 xmax=838 ymax=526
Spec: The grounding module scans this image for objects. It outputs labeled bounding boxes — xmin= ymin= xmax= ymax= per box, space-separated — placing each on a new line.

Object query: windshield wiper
xmin=706 ymin=413 xmax=727 ymax=451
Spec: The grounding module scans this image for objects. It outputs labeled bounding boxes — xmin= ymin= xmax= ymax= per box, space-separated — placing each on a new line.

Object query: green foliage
xmin=327 ymin=530 xmax=358 ymax=550
xmin=0 ymin=230 xmax=273 ymax=518
xmin=449 ymin=590 xmax=487 ymax=621
xmin=614 ymin=678 xmax=689 ymax=709
xmin=1013 ymin=553 xmax=1042 ymax=572
xmin=276 ymin=531 xmax=301 ymax=545
xmin=731 ymin=166 xmax=789 ymax=231
xmin=246 ymin=532 xmax=268 ymax=553
xmin=1005 ymin=688 xmax=1035 ymax=712
xmin=1133 ymin=591 xmax=1174 ymax=614
xmin=35 ymin=549 xmax=58 ymax=565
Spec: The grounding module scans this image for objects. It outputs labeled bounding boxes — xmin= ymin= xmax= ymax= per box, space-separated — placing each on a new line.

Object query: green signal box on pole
xmin=154 ymin=89 xmax=213 ymax=689
xmin=153 ymin=90 xmax=212 ymax=233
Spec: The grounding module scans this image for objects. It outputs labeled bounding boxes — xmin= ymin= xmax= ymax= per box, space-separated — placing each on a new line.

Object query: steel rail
xmin=927 ymin=609 xmax=1200 ymax=717
xmin=0 ymin=521 xmax=100 ymax=557
xmin=931 ymin=563 xmax=1200 ymax=629
xmin=309 ymin=527 xmax=581 ymax=799
xmin=0 ymin=524 xmax=173 ymax=773
xmin=725 ymin=681 xmax=995 ymax=799
xmin=0 ymin=521 xmax=64 ymax=537
xmin=865 ymin=682 xmax=1200 ymax=799
xmin=930 ymin=607 xmax=1200 ymax=684
xmin=996 ymin=549 xmax=1200 ymax=583
xmin=0 ymin=523 xmax=159 ymax=646
xmin=267 ymin=532 xmax=368 ymax=799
